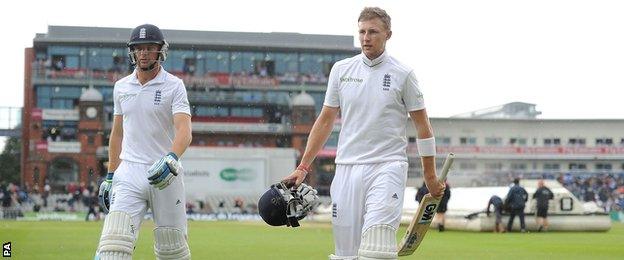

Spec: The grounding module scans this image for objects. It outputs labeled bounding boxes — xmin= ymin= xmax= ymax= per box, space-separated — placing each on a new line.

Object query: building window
xmin=509 ymin=138 xmax=527 ymax=146
xmin=42 ymin=120 xmax=78 ymax=141
xmin=543 ymin=163 xmax=560 ymax=170
xmin=485 ymin=163 xmax=502 ymax=171
xmin=568 ymin=138 xmax=586 ymax=146
xmin=595 ymin=138 xmax=613 ymax=146
xmin=460 ymin=162 xmax=477 ymax=170
xmin=325 ymin=132 xmax=339 ymax=148
xmin=202 ymin=51 xmax=230 ymax=74
xmin=231 ymin=107 xmax=263 ymax=117
xmin=569 ymin=163 xmax=587 ymax=170
xmin=163 ymin=50 xmax=195 ymax=73
xmin=274 ymin=52 xmax=298 ymax=77
xmin=485 ymin=137 xmax=502 ymax=146
xmin=511 ymin=163 xmax=527 ymax=170
xmin=595 ymin=163 xmax=612 ymax=170
xmin=48 ymin=158 xmax=79 ymax=192
xmin=194 ymin=106 xmax=229 ymax=117
xmin=459 ymin=137 xmax=476 ymax=146
xmin=543 ymin=138 xmax=561 ymax=146
xmin=408 ymin=137 xmax=416 ymax=143
xmin=436 ymin=137 xmax=451 ymax=146
xmin=36 ymin=86 xmax=82 ymax=109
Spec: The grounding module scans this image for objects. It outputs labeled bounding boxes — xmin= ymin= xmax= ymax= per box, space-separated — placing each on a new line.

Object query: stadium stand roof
xmin=33 ymin=25 xmax=359 ymax=52
xmin=451 ymin=102 xmax=542 ymax=119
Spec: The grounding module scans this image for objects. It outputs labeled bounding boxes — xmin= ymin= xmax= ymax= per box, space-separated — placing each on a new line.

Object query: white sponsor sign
xmin=183 ymin=158 xmax=266 ymax=199
xmin=47 ymin=141 xmax=81 ymax=153
xmin=42 ymin=109 xmax=79 ymax=121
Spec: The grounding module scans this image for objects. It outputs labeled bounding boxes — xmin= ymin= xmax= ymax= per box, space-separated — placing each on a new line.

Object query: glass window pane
xmin=230 ymin=52 xmax=243 ymax=74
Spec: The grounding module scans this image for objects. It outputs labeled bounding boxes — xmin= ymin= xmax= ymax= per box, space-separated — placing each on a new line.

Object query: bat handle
xmin=438 ymin=153 xmax=455 ymax=181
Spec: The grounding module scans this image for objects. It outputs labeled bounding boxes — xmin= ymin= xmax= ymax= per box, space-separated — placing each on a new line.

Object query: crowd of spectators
xmin=0 ymin=180 xmax=102 ymax=220
xmin=557 ymin=173 xmax=624 ymax=214
xmin=2 ymin=180 xmax=259 ymax=220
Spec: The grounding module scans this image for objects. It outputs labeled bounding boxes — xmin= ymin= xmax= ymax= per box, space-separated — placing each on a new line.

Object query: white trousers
xmin=330 ymin=161 xmax=408 ymax=257
xmin=109 ymin=160 xmax=188 ymax=240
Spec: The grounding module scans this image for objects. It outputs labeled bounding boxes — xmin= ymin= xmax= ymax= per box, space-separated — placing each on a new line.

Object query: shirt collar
xmin=129 ymin=67 xmax=167 ymax=86
xmin=361 ymin=50 xmax=388 ymax=67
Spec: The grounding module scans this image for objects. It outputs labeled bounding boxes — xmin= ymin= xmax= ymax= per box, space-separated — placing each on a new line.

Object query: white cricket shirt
xmin=324 ymin=51 xmax=425 ymax=164
xmin=113 ymin=68 xmax=191 ymax=164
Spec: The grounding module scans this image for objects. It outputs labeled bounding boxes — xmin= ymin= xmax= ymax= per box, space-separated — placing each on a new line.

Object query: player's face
xmin=358 ymin=18 xmax=391 ymax=60
xmin=133 ymin=43 xmax=161 ymax=69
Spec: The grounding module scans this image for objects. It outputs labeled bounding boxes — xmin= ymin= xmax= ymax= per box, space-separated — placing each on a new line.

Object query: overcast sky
xmin=1 ymin=0 xmax=623 ymax=119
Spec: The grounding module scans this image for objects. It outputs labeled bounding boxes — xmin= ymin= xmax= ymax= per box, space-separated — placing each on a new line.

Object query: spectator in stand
xmin=218 ymin=199 xmax=226 ymax=214
xmin=1 ymin=184 xmax=11 ymax=208
xmin=53 ymin=59 xmax=64 ymax=71
xmin=234 ymin=197 xmax=244 ymax=213
xmin=186 ymin=202 xmax=195 ymax=214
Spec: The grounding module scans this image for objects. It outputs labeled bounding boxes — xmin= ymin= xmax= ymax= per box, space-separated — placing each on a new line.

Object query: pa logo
xmin=2 ymin=242 xmax=11 ymax=257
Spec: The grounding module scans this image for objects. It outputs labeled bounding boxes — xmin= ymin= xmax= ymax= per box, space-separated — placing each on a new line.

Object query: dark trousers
xmin=507 ymin=207 xmax=526 ymax=231
xmin=86 ymin=206 xmax=97 ymax=221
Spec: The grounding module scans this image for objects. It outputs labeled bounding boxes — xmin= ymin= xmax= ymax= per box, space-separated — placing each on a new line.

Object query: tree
xmin=0 ymin=137 xmax=21 ymax=185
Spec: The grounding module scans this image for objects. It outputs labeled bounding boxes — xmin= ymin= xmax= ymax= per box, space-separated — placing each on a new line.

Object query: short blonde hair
xmin=358 ymin=7 xmax=391 ymax=30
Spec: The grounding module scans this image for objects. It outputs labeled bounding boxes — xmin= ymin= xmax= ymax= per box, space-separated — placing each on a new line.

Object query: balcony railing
xmin=31 ymin=67 xmax=329 ymax=88
xmin=187 ymin=91 xmax=290 ymax=105
xmin=192 ymin=122 xmax=290 ymax=134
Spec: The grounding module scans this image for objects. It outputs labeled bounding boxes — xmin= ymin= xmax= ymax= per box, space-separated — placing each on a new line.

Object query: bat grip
xmin=438 ymin=153 xmax=455 ymax=181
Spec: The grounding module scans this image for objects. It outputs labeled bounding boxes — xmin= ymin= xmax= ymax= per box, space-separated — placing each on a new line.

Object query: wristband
xmin=296 ymin=164 xmax=311 ymax=174
xmin=417 ymin=137 xmax=436 ymax=157
xmin=167 ymin=152 xmax=178 ymax=160
xmin=105 ymin=172 xmax=114 ymax=182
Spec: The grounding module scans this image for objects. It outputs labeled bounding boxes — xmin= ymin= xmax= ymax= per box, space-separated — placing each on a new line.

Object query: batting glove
xmin=297 ymin=183 xmax=319 ymax=211
xmin=148 ymin=152 xmax=181 ymax=190
xmin=98 ymin=172 xmax=114 ymax=213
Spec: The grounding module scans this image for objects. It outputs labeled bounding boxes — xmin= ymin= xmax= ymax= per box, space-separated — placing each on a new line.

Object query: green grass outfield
xmin=1 ymin=220 xmax=623 ymax=259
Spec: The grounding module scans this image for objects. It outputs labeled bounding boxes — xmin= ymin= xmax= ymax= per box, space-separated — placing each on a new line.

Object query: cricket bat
xmin=397 ymin=153 xmax=454 ymax=256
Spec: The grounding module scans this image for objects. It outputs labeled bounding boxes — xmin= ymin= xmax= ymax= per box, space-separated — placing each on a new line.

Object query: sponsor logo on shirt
xmin=118 ymin=93 xmax=137 ymax=102
xmin=340 ymin=77 xmax=363 ymax=83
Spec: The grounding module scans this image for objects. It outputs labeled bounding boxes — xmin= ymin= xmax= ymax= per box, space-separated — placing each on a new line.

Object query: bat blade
xmin=397 ymin=153 xmax=454 ymax=256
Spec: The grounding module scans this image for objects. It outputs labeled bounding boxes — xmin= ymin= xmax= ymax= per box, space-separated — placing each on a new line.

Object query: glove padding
xmin=148 ymin=152 xmax=181 ymax=190
xmin=98 ymin=172 xmax=113 ymax=213
xmin=295 ymin=183 xmax=320 ymax=212
xmin=285 ymin=183 xmax=319 ymax=226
